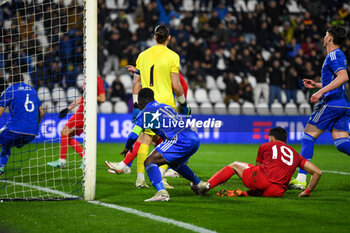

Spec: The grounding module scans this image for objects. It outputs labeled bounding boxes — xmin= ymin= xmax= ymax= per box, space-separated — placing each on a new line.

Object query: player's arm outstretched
xmin=298 ymin=161 xmax=322 ymax=197
xmin=171 ymin=73 xmax=190 ymax=115
xmin=120 ymin=125 xmax=143 ymax=156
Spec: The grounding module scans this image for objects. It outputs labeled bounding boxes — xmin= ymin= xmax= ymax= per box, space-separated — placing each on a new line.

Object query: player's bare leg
xmin=289 ymin=123 xmax=323 ymax=189
xmin=332 ymin=129 xmax=350 ymax=156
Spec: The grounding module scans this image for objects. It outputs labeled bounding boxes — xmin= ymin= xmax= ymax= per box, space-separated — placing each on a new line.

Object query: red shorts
xmin=66 ymin=113 xmax=84 ymax=136
xmin=242 ymin=165 xmax=286 ymax=197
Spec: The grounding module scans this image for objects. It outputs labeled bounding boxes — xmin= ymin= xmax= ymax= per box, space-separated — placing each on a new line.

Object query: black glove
xmin=59 ymin=108 xmax=69 ymax=119
xmin=180 ymin=102 xmax=191 ymax=116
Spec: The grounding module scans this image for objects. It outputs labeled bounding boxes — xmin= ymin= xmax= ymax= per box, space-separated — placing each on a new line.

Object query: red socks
xmin=208 ymin=166 xmax=235 ymax=189
xmin=123 ymin=141 xmax=141 ymax=165
xmin=60 ymin=134 xmax=69 ymax=160
xmin=69 ymin=138 xmax=84 ymax=158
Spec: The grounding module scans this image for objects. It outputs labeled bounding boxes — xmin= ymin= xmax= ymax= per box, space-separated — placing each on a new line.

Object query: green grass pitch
xmin=1 ymin=143 xmax=350 ymax=233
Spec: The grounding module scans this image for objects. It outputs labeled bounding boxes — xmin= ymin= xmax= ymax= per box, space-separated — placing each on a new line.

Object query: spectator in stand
xmin=156 ymin=0 xmax=179 ymax=25
xmin=110 ymin=76 xmax=126 ymax=102
xmin=103 ymin=28 xmax=122 ymax=75
xmin=254 ymin=60 xmax=269 ymax=105
xmin=214 ymin=3 xmax=228 ymax=20
xmin=268 ymin=60 xmax=283 ymax=107
xmin=239 ymin=76 xmax=253 ymax=103
xmin=209 ymin=10 xmax=221 ymax=29
xmin=285 ymin=66 xmax=299 ymax=104
xmin=188 ymin=60 xmax=206 ymax=89
xmin=201 ymin=48 xmax=216 ymax=75
xmin=223 ymin=72 xmax=239 ymax=105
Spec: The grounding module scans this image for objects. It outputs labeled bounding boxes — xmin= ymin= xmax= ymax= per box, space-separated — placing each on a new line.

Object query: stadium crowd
xmin=0 ymin=0 xmax=350 ymax=114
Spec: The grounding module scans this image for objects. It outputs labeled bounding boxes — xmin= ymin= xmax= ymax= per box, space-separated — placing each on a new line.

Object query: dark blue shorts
xmin=308 ymin=103 xmax=350 ymax=133
xmin=0 ymin=127 xmax=35 ymax=148
xmin=155 ymin=128 xmax=200 ymax=164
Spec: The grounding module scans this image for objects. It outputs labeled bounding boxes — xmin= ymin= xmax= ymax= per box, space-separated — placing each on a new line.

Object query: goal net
xmin=0 ymin=0 xmax=96 ymax=201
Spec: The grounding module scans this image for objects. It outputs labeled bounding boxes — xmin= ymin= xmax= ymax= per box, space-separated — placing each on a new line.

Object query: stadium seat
xmin=228 ymin=102 xmax=241 ymax=115
xmin=248 ymin=75 xmax=257 ymax=88
xmin=23 ymin=73 xmax=30 ymax=84
xmin=287 ymin=0 xmax=304 ymax=13
xmin=42 ymin=100 xmax=54 ymax=113
xmin=114 ymin=101 xmax=128 ymax=113
xmin=242 ymin=101 xmax=255 ymax=115
xmin=187 ymin=89 xmax=195 ymax=102
xmin=67 ymin=87 xmax=80 ymax=103
xmin=209 ymin=89 xmax=222 ymax=103
xmin=188 ymin=102 xmax=199 ymax=114
xmin=120 ymin=74 xmax=133 ymax=89
xmin=200 ymin=102 xmax=213 ymax=115
xmin=37 ymin=87 xmax=52 ymax=102
xmin=261 ymin=49 xmax=271 ymax=61
xmin=247 ymin=0 xmax=258 ymax=12
xmin=297 ymin=90 xmax=306 ymax=104
xmin=52 ymin=87 xmax=66 ymax=102
xmin=105 ymin=0 xmax=117 ymax=9
xmin=271 ymin=102 xmax=284 ymax=115
xmin=281 ymin=90 xmax=287 ymax=104
xmin=76 ymin=73 xmax=84 ymax=88
xmin=214 ymin=102 xmax=227 ymax=115
xmin=55 ymin=101 xmax=67 ymax=113
xmin=216 ymin=76 xmax=226 ymax=90
xmin=299 ymin=102 xmax=312 ymax=115
xmin=206 ymin=75 xmax=217 ymax=89
xmin=105 ymin=72 xmax=116 ymax=86
xmin=194 ymin=88 xmax=209 ymax=103
xmin=99 ymin=101 xmax=113 ymax=113
xmin=256 ymin=102 xmax=270 ymax=115
xmin=285 ymin=102 xmax=299 ymax=116
xmin=235 ymin=0 xmax=247 ymax=12
xmin=235 ymin=75 xmax=242 ymax=84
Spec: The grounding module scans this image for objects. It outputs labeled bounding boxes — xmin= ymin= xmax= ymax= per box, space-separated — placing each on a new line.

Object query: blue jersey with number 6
xmin=0 ymin=82 xmax=42 ymax=135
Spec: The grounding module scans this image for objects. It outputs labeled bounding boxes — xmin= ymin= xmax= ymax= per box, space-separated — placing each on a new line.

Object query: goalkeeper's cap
xmin=154 ymin=25 xmax=169 ymax=44
xmin=268 ymin=127 xmax=287 ymax=143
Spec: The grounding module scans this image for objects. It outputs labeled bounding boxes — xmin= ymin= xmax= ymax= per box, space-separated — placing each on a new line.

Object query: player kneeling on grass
xmin=193 ymin=127 xmax=321 ymax=198
xmin=110 ymin=88 xmax=206 ymax=202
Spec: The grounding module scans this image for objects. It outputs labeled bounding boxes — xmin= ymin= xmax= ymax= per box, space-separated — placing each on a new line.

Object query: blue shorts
xmin=155 ymin=128 xmax=200 ymax=165
xmin=308 ymin=103 xmax=350 ymax=133
xmin=0 ymin=127 xmax=35 ymax=148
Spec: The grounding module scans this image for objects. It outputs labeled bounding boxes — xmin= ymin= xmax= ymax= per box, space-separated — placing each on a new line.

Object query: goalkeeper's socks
xmin=69 ymin=138 xmax=84 ymax=158
xmin=159 ymin=165 xmax=168 ymax=178
xmin=145 ymin=163 xmax=164 ymax=191
xmin=334 ymin=137 xmax=350 ymax=156
xmin=60 ymin=134 xmax=69 ymax=160
xmin=172 ymin=164 xmax=201 ymax=184
xmin=123 ymin=141 xmax=141 ymax=165
xmin=208 ymin=166 xmax=235 ymax=189
xmin=298 ymin=133 xmax=316 ymax=179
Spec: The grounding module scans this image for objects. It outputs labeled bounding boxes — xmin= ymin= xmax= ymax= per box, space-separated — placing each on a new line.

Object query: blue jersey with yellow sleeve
xmin=321 ymin=48 xmax=348 ymax=107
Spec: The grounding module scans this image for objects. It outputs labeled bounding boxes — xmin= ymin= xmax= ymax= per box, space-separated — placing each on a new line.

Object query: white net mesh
xmin=0 ymin=0 xmax=86 ymax=200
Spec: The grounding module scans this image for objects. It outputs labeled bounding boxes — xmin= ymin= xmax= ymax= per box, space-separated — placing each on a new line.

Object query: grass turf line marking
xmin=0 ymin=180 xmax=216 ymax=233
xmin=321 ymin=170 xmax=350 ymax=175
xmin=88 ymin=200 xmax=216 ymax=233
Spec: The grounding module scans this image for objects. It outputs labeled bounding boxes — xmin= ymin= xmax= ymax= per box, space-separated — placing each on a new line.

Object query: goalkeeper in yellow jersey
xmin=106 ymin=25 xmax=190 ymax=188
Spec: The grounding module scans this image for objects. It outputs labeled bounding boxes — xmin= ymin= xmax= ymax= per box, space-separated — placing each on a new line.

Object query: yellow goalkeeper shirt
xmin=136 ymin=44 xmax=180 ymax=109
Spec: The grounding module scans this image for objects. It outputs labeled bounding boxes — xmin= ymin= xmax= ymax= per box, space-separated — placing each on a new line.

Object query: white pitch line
xmin=88 ymin=200 xmax=216 ymax=233
xmin=321 ymin=170 xmax=350 ymax=175
xmin=0 ymin=180 xmax=216 ymax=233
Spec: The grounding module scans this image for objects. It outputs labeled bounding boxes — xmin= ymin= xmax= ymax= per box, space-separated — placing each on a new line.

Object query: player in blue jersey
xmin=106 ymin=88 xmax=207 ymax=201
xmin=289 ymin=26 xmax=349 ymax=189
xmin=0 ymin=71 xmax=45 ymax=175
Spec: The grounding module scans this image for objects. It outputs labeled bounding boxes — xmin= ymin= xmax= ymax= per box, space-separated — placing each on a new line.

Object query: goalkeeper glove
xmin=132 ymin=103 xmax=140 ymax=123
xmin=59 ymin=108 xmax=69 ymax=119
xmin=180 ymin=102 xmax=191 ymax=116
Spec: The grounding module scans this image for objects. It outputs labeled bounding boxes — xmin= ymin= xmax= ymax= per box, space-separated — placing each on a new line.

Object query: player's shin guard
xmin=334 ymin=138 xmax=350 ymax=156
xmin=123 ymin=141 xmax=141 ymax=166
xmin=145 ymin=163 xmax=165 ymax=191
xmin=137 ymin=144 xmax=149 ymax=174
xmin=208 ymin=166 xmax=235 ymax=189
xmin=69 ymin=138 xmax=84 ymax=158
xmin=298 ymin=133 xmax=316 ymax=176
xmin=60 ymin=134 xmax=69 ymax=160
xmin=171 ymin=164 xmax=201 ymax=185
xmin=0 ymin=146 xmax=11 ymax=167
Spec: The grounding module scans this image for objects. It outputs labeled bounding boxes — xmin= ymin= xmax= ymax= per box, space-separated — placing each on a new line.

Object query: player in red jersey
xmin=48 ymin=76 xmax=105 ymax=168
xmin=192 ymin=127 xmax=322 ymax=197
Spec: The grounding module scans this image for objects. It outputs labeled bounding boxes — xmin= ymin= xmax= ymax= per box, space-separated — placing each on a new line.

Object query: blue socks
xmin=171 ymin=164 xmax=201 ymax=185
xmin=299 ymin=133 xmax=316 ymax=175
xmin=334 ymin=138 xmax=350 ymax=156
xmin=145 ymin=163 xmax=165 ymax=191
xmin=0 ymin=146 xmax=11 ymax=168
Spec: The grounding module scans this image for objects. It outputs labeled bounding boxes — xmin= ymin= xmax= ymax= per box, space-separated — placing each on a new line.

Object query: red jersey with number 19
xmin=256 ymin=141 xmax=307 ymax=188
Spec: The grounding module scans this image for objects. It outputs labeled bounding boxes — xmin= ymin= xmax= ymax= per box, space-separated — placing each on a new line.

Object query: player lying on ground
xmin=0 ymin=71 xmax=45 ymax=175
xmin=111 ymin=88 xmax=206 ymax=201
xmin=290 ymin=26 xmax=350 ymax=190
xmin=47 ymin=76 xmax=105 ymax=169
xmin=192 ymin=127 xmax=321 ymax=197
